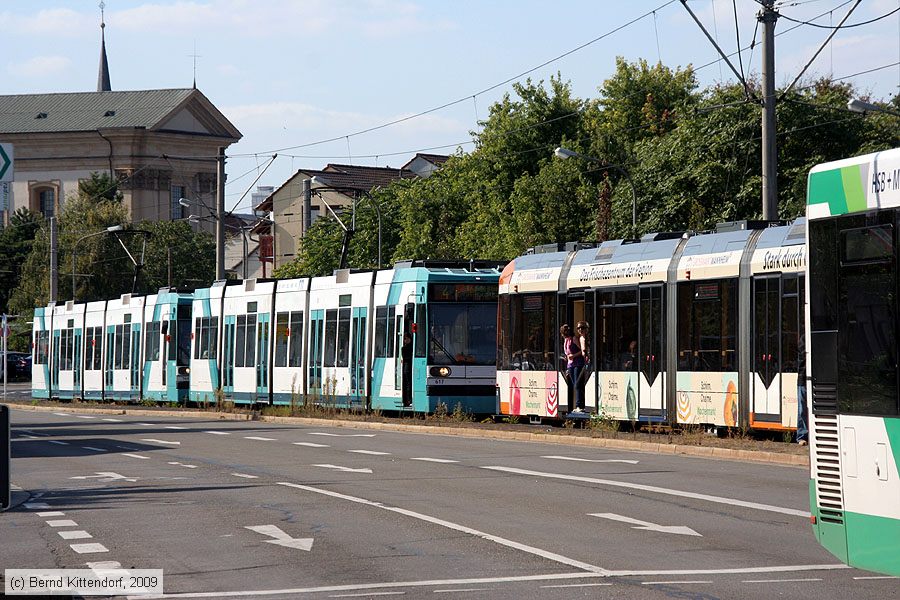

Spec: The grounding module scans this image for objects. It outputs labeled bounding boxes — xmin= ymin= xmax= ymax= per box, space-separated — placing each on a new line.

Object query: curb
xmin=7 ymin=402 xmax=810 ymax=468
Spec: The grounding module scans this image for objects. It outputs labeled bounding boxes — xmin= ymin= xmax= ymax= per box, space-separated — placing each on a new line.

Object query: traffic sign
xmin=0 ymin=144 xmax=12 ymax=183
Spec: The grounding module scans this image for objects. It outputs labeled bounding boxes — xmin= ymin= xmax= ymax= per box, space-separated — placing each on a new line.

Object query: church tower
xmin=97 ymin=1 xmax=111 ymax=92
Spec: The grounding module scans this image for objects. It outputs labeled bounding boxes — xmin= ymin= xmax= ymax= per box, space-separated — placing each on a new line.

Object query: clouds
xmin=7 ymin=56 xmax=72 ymax=79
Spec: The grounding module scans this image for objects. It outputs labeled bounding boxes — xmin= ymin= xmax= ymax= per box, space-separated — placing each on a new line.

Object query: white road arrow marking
xmin=589 ymin=513 xmax=702 ymax=537
xmin=245 ymin=525 xmax=314 ymax=551
xmin=313 ymin=464 xmax=373 ymax=474
xmin=70 ymin=472 xmax=138 ymax=482
xmin=542 ymin=455 xmax=640 ymax=464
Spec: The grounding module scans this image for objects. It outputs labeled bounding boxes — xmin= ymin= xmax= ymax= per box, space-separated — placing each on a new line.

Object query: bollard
xmin=1 ymin=405 xmax=9 ymax=510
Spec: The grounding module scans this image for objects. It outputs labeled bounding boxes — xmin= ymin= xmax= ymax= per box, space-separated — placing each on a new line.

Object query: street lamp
xmin=847 ymin=98 xmax=900 ymax=118
xmin=71 ymin=224 xmax=123 ymax=301
xmin=554 ymin=146 xmax=638 ymax=234
xmin=309 ymin=175 xmax=382 ymax=269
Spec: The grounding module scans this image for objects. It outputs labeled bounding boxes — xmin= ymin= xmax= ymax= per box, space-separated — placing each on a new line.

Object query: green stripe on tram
xmin=808 ymin=164 xmax=867 ymax=216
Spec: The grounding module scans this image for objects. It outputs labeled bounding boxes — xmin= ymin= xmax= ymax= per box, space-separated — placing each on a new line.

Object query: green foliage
xmin=135 ymin=220 xmax=216 ymax=291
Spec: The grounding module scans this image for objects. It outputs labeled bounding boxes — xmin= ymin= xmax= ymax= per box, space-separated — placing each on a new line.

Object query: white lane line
xmin=743 ymin=578 xmax=822 ymax=583
xmin=293 ymin=442 xmax=329 ymax=448
xmin=410 ymin=458 xmax=458 ymax=464
xmin=70 ymin=543 xmax=108 ymax=554
xmin=542 ymin=455 xmax=640 ymax=465
xmin=312 ymin=464 xmax=373 ymax=474
xmin=76 ymin=415 xmax=97 ymax=419
xmin=854 ymin=576 xmax=899 ymax=580
xmin=123 ymin=453 xmax=151 ymax=460
xmin=278 ymin=481 xmax=607 ymax=574
xmin=86 ymin=561 xmax=121 ymax=570
xmin=482 ymin=466 xmax=811 ymax=518
xmin=642 ymin=580 xmax=713 ymax=585
xmin=164 ymin=426 xmax=187 ymax=430
xmin=59 ymin=530 xmax=93 ymax=540
xmin=36 ymin=511 xmax=65 ymax=517
xmin=82 ymin=447 xmax=107 ymax=452
xmin=141 ymin=439 xmax=181 ymax=445
xmin=348 ymin=450 xmax=391 ymax=456
xmin=434 ymin=589 xmax=488 ymax=594
xmin=53 ymin=413 xmax=70 ymax=417
xmin=168 ymin=462 xmax=198 ymax=469
xmin=24 ymin=502 xmax=50 ymax=509
xmin=102 ymin=418 xmax=123 ymax=422
xmin=308 ymin=432 xmax=376 ymax=437
xmin=231 ymin=473 xmax=259 ymax=479
xmin=136 ymin=423 xmax=154 ymax=426
xmin=541 ymin=583 xmax=612 ymax=588
xmin=330 ymin=593 xmax=405 ymax=598
xmin=48 ymin=440 xmax=70 ymax=445
xmin=605 ymin=565 xmax=848 ymax=577
xmin=115 ymin=446 xmax=139 ymax=450
xmin=47 ymin=520 xmax=78 ymax=527
xmin=244 ymin=436 xmax=276 ymax=441
xmin=204 ymin=431 xmax=230 ymax=435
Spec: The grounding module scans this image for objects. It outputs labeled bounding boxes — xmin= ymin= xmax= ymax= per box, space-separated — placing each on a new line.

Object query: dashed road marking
xmin=82 ymin=447 xmax=107 ymax=452
xmin=205 ymin=431 xmax=230 ymax=435
xmin=245 ymin=436 xmax=276 ymax=441
xmin=329 ymin=593 xmax=405 ymax=598
xmin=349 ymin=450 xmax=391 ymax=456
xmin=76 ymin=415 xmax=97 ymax=419
xmin=102 ymin=418 xmax=123 ymax=422
xmin=410 ymin=458 xmax=458 ymax=464
xmin=87 ymin=561 xmax=121 ymax=571
xmin=854 ymin=576 xmax=898 ymax=580
xmin=53 ymin=413 xmax=70 ymax=417
xmin=36 ymin=511 xmax=65 ymax=517
xmin=70 ymin=543 xmax=108 ymax=554
xmin=308 ymin=432 xmax=376 ymax=437
xmin=642 ymin=580 xmax=713 ymax=585
xmin=232 ymin=473 xmax=259 ymax=479
xmin=313 ymin=464 xmax=373 ymax=474
xmin=294 ymin=442 xmax=329 ymax=448
xmin=165 ymin=426 xmax=187 ymax=430
xmin=541 ymin=583 xmax=612 ymax=588
xmin=542 ymin=455 xmax=640 ymax=465
xmin=743 ymin=578 xmax=822 ymax=583
xmin=168 ymin=462 xmax=198 ymax=469
xmin=24 ymin=502 xmax=50 ymax=509
xmin=48 ymin=440 xmax=70 ymax=445
xmin=122 ymin=453 xmax=150 ymax=460
xmin=59 ymin=530 xmax=93 ymax=540
xmin=137 ymin=423 xmax=154 ymax=426
xmin=47 ymin=520 xmax=79 ymax=527
xmin=141 ymin=439 xmax=181 ymax=445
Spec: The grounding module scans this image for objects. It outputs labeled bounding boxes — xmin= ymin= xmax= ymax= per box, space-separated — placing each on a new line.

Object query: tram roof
xmin=807 ymin=147 xmax=900 ymax=219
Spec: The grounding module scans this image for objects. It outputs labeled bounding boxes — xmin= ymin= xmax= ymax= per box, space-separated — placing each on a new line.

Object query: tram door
xmin=639 ymin=285 xmax=664 ymax=414
xmin=350 ymin=308 xmax=367 ymax=406
xmin=308 ymin=310 xmax=324 ymax=397
xmin=130 ymin=325 xmax=141 ymax=398
xmin=222 ymin=316 xmax=236 ymax=394
xmin=256 ymin=313 xmax=270 ymax=400
xmin=752 ymin=275 xmax=782 ymax=421
xmin=566 ymin=294 xmax=593 ymax=411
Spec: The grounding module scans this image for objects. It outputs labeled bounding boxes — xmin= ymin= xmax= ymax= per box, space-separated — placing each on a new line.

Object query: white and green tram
xmin=807 ymin=147 xmax=900 ymax=577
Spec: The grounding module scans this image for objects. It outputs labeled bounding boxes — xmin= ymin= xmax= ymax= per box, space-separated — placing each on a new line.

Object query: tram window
xmin=194 ymin=317 xmax=202 ymax=359
xmin=122 ymin=324 xmax=131 ymax=369
xmin=145 ymin=322 xmax=160 ymax=362
xmin=374 ymin=307 xmax=388 ymax=358
xmin=235 ymin=315 xmax=247 ymax=367
xmin=114 ymin=325 xmax=124 ymax=369
xmin=503 ymin=293 xmax=556 ymax=371
xmin=415 ymin=304 xmax=427 ymax=358
xmin=177 ymin=306 xmax=191 ymax=365
xmin=275 ymin=312 xmax=289 ymax=367
xmin=839 ymin=256 xmax=898 ymax=416
xmin=289 ymin=312 xmax=303 ymax=367
xmin=246 ymin=314 xmax=257 ymax=366
xmin=324 ymin=309 xmax=337 ymax=367
xmin=809 ymin=219 xmax=839 ymax=331
xmin=677 ymin=279 xmax=737 ymax=372
xmin=91 ymin=327 xmax=102 ymax=370
xmin=842 ymin=224 xmax=893 ymax=263
xmin=337 ymin=308 xmax=351 ymax=367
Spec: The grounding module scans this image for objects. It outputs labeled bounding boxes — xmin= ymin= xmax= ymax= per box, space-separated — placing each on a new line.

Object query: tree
xmin=0 ymin=208 xmax=42 ymax=314
xmin=135 ymin=220 xmax=216 ymax=291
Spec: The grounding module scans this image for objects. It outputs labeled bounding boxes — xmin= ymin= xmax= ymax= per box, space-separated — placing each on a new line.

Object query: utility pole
xmin=49 ymin=216 xmax=58 ymax=302
xmin=216 ymin=146 xmax=226 ymax=280
xmin=302 ymin=178 xmax=312 ymax=237
xmin=760 ymin=0 xmax=779 ymax=221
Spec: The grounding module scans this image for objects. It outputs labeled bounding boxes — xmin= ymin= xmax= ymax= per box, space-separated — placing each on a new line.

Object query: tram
xmin=806 ymin=147 xmax=900 ymax=576
xmin=497 ymin=218 xmax=805 ymax=432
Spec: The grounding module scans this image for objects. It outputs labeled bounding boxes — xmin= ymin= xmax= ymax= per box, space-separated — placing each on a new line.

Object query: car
xmin=4 ymin=351 xmax=31 ymax=381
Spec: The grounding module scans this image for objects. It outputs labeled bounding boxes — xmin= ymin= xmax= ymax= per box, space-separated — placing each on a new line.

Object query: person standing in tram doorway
xmin=401 ymin=332 xmax=413 ymax=407
xmin=797 ymin=332 xmax=808 ymax=446
xmin=560 ymin=324 xmax=585 ymax=413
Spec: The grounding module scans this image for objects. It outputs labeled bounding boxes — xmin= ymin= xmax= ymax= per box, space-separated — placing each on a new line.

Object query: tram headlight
xmin=178 ymin=366 xmax=190 ymax=375
xmin=430 ymin=366 xmax=452 ymax=377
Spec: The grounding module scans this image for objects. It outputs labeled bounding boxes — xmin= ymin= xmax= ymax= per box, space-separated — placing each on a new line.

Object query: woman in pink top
xmin=560 ymin=324 xmax=585 ymax=412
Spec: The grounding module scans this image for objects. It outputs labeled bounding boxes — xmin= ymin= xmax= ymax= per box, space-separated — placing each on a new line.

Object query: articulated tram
xmin=497 ymin=218 xmax=805 ymax=433
xmin=32 ymin=261 xmax=501 ymax=415
xmin=806 ymin=147 xmax=900 ymax=576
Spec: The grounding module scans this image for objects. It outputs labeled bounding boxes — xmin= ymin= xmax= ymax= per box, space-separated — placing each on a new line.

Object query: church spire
xmin=97 ymin=1 xmax=111 ymax=92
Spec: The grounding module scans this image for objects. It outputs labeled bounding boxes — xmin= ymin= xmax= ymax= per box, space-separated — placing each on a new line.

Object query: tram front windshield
xmin=428 ymin=285 xmax=497 ymax=367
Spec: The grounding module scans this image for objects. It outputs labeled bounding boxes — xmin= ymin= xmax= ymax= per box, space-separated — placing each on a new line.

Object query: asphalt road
xmin=2 ymin=402 xmax=897 ymax=599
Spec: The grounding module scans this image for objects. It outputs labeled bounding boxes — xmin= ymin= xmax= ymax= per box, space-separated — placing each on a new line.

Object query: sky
xmin=2 ymin=0 xmax=899 ymax=213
